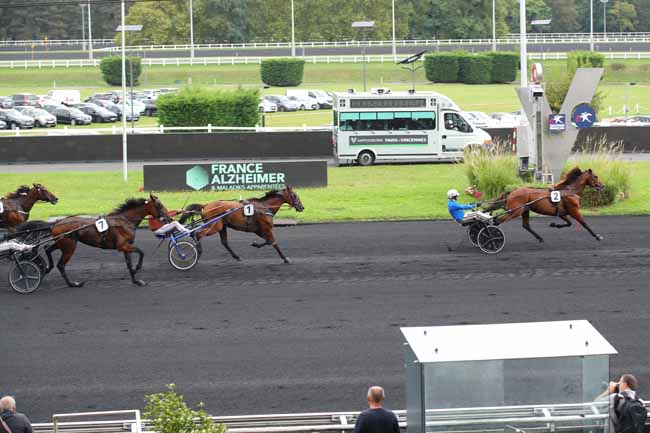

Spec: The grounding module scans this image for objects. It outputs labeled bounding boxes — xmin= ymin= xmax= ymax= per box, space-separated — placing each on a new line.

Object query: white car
xmin=258 ymin=99 xmax=277 ymax=113
xmin=286 ymin=89 xmax=332 ymax=109
xmin=489 ymin=112 xmax=521 ymax=128
xmin=463 ymin=111 xmax=498 ymax=128
xmin=15 ymin=106 xmax=57 ymax=127
xmin=125 ymin=99 xmax=146 ymax=115
xmin=287 ymin=95 xmax=318 ymax=110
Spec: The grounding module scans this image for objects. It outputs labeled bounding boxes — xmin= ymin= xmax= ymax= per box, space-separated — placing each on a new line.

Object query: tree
xmin=607 ymin=1 xmax=638 ymax=32
xmin=548 ymin=0 xmax=578 ymax=33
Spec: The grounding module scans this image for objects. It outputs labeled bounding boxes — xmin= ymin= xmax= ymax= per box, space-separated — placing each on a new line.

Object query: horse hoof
xmin=70 ymin=281 xmax=84 ymax=288
xmin=538 ymin=239 xmax=544 ymax=244
xmin=134 ymin=280 xmax=147 ymax=286
xmin=284 ymin=259 xmax=292 ymax=264
xmin=234 ymin=257 xmax=242 ymax=262
xmin=597 ymin=235 xmax=604 ymax=241
xmin=549 ymin=223 xmax=556 ymax=228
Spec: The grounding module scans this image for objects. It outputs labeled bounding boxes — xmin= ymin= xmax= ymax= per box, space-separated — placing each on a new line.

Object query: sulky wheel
xmin=468 ymin=222 xmax=482 ymax=246
xmin=477 ymin=226 xmax=506 ymax=254
xmin=8 ymin=260 xmax=42 ymax=294
xmin=168 ymin=240 xmax=199 ymax=271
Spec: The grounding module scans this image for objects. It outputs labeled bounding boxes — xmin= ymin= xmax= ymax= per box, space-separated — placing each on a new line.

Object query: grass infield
xmin=2 ymin=162 xmax=650 ymax=224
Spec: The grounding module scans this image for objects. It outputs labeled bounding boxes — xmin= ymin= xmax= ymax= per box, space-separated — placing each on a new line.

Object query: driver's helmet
xmin=447 ymin=189 xmax=459 ymax=199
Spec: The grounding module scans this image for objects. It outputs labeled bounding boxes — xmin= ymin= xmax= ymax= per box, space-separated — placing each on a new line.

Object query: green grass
xmin=0 ymin=59 xmax=649 ymax=129
xmin=3 ymin=162 xmax=650 ymax=224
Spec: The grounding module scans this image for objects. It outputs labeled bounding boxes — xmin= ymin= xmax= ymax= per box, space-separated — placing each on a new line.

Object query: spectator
xmin=353 ymin=386 xmax=399 ymax=433
xmin=0 ymin=396 xmax=33 ymax=433
xmin=608 ymin=374 xmax=645 ymax=433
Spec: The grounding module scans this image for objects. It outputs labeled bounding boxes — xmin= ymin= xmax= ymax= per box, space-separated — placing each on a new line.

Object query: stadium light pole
xmin=519 ymin=0 xmax=527 ymax=87
xmin=291 ymin=0 xmax=296 ymax=57
xmin=602 ymin=0 xmax=608 ymax=38
xmin=87 ymin=0 xmax=93 ymax=60
xmin=80 ymin=4 xmax=85 ymax=51
xmin=189 ymin=0 xmax=195 ymax=59
xmin=589 ymin=0 xmax=594 ymax=51
xmin=492 ymin=0 xmax=496 ymax=51
xmin=391 ymin=0 xmax=397 ymax=60
xmin=352 ymin=21 xmax=375 ymax=92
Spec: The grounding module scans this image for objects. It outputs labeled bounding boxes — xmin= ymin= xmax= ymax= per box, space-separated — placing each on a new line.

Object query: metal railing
xmin=3 ymin=51 xmax=650 ymax=69
xmin=0 ymin=39 xmax=114 ymax=48
xmin=29 ymin=401 xmax=629 ymax=433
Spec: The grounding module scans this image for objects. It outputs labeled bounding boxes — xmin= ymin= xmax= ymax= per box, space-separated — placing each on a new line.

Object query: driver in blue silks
xmin=447 ymin=189 xmax=488 ymax=223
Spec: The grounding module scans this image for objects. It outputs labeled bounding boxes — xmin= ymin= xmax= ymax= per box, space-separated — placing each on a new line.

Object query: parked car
xmin=258 ymin=98 xmax=277 ymax=113
xmin=287 ymin=89 xmax=333 ymax=109
xmin=125 ymin=99 xmax=146 ymax=115
xmin=88 ymin=98 xmax=139 ymax=121
xmin=142 ymin=98 xmax=157 ymax=116
xmin=0 ymin=97 xmax=14 ymax=109
xmin=140 ymin=89 xmax=161 ymax=99
xmin=489 ymin=112 xmax=521 ymax=128
xmin=0 ymin=120 xmax=5 ymax=129
xmin=287 ymin=95 xmax=318 ymax=110
xmin=85 ymin=92 xmax=120 ymax=104
xmin=463 ymin=111 xmax=498 ymax=129
xmin=0 ymin=108 xmax=35 ymax=129
xmin=15 ymin=106 xmax=57 ymax=127
xmin=74 ymin=103 xmax=117 ymax=123
xmin=158 ymin=88 xmax=178 ymax=94
xmin=11 ymin=93 xmax=40 ymax=107
xmin=47 ymin=89 xmax=81 ymax=106
xmin=42 ymin=103 xmax=65 ymax=114
xmin=263 ymin=95 xmax=299 ymax=112
xmin=52 ymin=107 xmax=92 ymax=125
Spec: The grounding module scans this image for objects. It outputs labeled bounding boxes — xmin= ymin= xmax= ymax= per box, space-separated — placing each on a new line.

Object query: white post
xmin=121 ymin=0 xmax=128 ymax=182
xmin=589 ymin=0 xmax=594 ymax=51
xmin=391 ymin=0 xmax=397 ymax=60
xmin=492 ymin=0 xmax=496 ymax=51
xmin=519 ymin=0 xmax=527 ymax=87
xmin=290 ymin=0 xmax=296 ymax=57
xmin=189 ymin=0 xmax=195 ymax=58
xmin=88 ymin=0 xmax=93 ymax=60
xmin=603 ymin=1 xmax=607 ymax=38
xmin=81 ymin=5 xmax=85 ymax=51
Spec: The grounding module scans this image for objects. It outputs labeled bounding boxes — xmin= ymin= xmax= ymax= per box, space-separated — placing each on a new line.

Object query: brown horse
xmin=42 ymin=193 xmax=170 ymax=287
xmin=492 ymin=167 xmax=604 ymax=243
xmin=0 ymin=184 xmax=58 ymax=231
xmin=179 ymin=186 xmax=305 ymax=263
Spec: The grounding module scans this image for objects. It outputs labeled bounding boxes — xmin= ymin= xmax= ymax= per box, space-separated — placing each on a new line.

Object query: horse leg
xmin=219 ymin=227 xmax=241 ymax=261
xmin=262 ymin=230 xmax=290 ymax=264
xmin=120 ymin=244 xmax=146 ymax=286
xmin=522 ymin=210 xmax=544 ymax=243
xmin=53 ymin=238 xmax=84 ymax=288
xmin=550 ymin=215 xmax=572 ymax=229
xmin=569 ymin=208 xmax=604 ymax=241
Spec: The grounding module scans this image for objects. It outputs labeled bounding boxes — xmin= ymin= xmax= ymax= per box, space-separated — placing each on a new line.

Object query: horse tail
xmin=483 ymin=191 xmax=511 ymax=212
xmin=179 ymin=204 xmax=204 ymax=225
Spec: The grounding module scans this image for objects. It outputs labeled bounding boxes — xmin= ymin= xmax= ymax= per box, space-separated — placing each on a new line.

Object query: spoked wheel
xmin=168 ymin=240 xmax=199 ymax=271
xmin=8 ymin=260 xmax=42 ymax=294
xmin=477 ymin=226 xmax=506 ymax=254
xmin=468 ymin=222 xmax=482 ymax=246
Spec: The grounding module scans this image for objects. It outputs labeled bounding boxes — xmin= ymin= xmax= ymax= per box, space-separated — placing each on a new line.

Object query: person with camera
xmin=608 ymin=374 xmax=647 ymax=433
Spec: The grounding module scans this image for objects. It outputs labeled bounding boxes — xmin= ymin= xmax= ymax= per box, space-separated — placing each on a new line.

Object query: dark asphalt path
xmin=3 ymin=42 xmax=649 ymax=61
xmin=1 ymin=216 xmax=649 ymax=421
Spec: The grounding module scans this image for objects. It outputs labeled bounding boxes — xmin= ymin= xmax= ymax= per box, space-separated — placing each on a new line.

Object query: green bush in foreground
xmin=145 ymin=384 xmax=225 ymax=433
xmin=464 ymin=145 xmax=520 ymax=199
xmin=157 ymin=87 xmax=259 ymax=127
xmin=99 ymin=56 xmax=142 ymax=86
xmin=260 ymin=58 xmax=305 ymax=87
xmin=423 ymin=52 xmax=461 ymax=83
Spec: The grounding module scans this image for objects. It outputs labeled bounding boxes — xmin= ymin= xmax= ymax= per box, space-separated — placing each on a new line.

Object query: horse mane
xmin=109 ymin=198 xmax=147 ymax=215
xmin=254 ymin=190 xmax=283 ymax=201
xmin=554 ymin=167 xmax=583 ymax=189
xmin=4 ymin=185 xmax=31 ymax=199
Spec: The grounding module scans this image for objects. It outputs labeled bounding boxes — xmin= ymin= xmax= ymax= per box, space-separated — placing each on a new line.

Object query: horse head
xmin=584 ymin=169 xmax=605 ymax=192
xmin=33 ymin=183 xmax=58 ymax=205
xmin=146 ymin=193 xmax=172 ymax=223
xmin=282 ymin=186 xmax=304 ymax=212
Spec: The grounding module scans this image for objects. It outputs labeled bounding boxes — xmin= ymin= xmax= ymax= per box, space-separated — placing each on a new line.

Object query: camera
xmin=531 ymin=85 xmax=545 ymax=98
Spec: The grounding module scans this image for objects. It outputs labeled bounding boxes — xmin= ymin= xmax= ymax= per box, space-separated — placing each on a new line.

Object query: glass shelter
xmin=402 ymin=320 xmax=617 ymax=433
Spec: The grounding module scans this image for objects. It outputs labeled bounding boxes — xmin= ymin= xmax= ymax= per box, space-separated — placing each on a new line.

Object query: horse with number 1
xmin=40 ymin=194 xmax=171 ymax=287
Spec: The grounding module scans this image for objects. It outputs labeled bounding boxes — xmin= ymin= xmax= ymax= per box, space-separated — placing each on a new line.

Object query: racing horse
xmin=0 ymin=184 xmax=58 ymax=231
xmin=42 ymin=194 xmax=170 ymax=287
xmin=489 ymin=167 xmax=604 ymax=243
xmin=179 ymin=186 xmax=305 ymax=263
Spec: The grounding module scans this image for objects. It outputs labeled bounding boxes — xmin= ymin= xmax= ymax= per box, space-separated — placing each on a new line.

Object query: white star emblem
xmin=552 ymin=115 xmax=564 ymax=124
xmin=578 ymin=112 xmax=593 ymax=123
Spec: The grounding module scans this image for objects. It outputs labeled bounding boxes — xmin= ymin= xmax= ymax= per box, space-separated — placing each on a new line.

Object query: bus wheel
xmin=357 ymin=150 xmax=375 ymax=166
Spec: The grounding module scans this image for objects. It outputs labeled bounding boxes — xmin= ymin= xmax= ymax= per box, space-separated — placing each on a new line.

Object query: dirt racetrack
xmin=1 ymin=216 xmax=649 ymax=421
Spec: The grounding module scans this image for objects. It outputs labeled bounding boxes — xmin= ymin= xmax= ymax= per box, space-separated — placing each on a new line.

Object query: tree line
xmin=0 ymin=0 xmax=648 ymax=43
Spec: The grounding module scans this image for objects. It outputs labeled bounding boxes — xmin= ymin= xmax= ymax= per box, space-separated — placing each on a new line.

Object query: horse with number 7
xmin=38 ymin=193 xmax=171 ymax=287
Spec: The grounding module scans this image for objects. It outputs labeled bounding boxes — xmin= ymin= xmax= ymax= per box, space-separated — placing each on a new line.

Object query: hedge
xmin=260 ymin=58 xmax=305 ymax=86
xmin=485 ymin=52 xmax=519 ymax=83
xmin=567 ymin=51 xmax=605 ymax=74
xmin=423 ymin=52 xmax=460 ymax=83
xmin=460 ymin=54 xmax=493 ymax=84
xmin=157 ymin=87 xmax=259 ymax=127
xmin=99 ymin=56 xmax=142 ymax=86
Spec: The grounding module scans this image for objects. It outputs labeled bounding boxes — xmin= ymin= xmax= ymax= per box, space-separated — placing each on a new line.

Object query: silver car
xmin=15 ymin=106 xmax=57 ymax=127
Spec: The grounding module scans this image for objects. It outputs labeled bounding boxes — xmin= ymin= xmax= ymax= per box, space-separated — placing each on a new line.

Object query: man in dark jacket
xmin=0 ymin=396 xmax=33 ymax=433
xmin=353 ymin=386 xmax=400 ymax=433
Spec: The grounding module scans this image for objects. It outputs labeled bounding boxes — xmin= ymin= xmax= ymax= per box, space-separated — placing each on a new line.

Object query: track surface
xmin=1 ymin=216 xmax=649 ymax=421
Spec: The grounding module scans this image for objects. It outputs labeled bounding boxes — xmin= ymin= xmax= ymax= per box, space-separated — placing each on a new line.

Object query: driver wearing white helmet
xmin=447 ymin=189 xmax=490 ymax=223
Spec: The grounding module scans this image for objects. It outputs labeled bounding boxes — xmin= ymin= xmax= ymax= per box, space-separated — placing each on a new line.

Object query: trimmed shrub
xmin=567 ymin=51 xmax=605 ymax=74
xmin=99 ymin=56 xmax=142 ymax=86
xmin=260 ymin=58 xmax=305 ymax=87
xmin=157 ymin=87 xmax=259 ymax=127
xmin=424 ymin=52 xmax=460 ymax=83
xmin=485 ymin=52 xmax=518 ymax=83
xmin=460 ymin=54 xmax=493 ymax=84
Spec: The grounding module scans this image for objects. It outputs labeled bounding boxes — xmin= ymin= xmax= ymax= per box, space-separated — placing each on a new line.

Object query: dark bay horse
xmin=0 ymin=184 xmax=58 ymax=231
xmin=42 ymin=194 xmax=170 ymax=287
xmin=179 ymin=186 xmax=305 ymax=263
xmin=491 ymin=167 xmax=604 ymax=243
